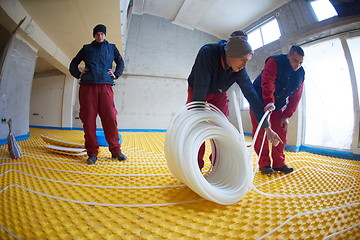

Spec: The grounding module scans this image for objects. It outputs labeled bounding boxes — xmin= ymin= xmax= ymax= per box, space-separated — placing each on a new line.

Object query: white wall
xmin=30 ymin=74 xmax=65 ymax=128
xmin=124 ymin=13 xmax=218 ymax=79
xmin=114 ymin=75 xmax=187 ymax=129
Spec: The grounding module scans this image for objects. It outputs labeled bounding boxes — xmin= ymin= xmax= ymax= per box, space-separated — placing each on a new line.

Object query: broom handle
xmin=7 ymin=119 xmax=12 ymax=132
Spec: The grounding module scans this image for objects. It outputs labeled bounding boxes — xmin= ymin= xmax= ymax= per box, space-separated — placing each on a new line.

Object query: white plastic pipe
xmin=230 ymin=90 xmax=270 ymax=177
xmin=165 ymin=100 xmax=269 ymax=205
xmin=231 ymin=91 xmax=245 ymax=143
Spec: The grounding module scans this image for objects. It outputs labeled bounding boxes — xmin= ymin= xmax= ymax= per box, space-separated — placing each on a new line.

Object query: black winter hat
xmin=93 ymin=24 xmax=106 ymax=37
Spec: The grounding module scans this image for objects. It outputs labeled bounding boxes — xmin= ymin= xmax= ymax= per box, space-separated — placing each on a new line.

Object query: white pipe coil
xmin=165 ymin=100 xmax=268 ymax=205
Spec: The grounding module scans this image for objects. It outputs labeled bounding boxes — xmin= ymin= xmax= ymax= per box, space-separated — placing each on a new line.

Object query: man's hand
xmin=108 ymin=69 xmax=116 ymax=78
xmin=80 ymin=66 xmax=89 ymax=79
xmin=280 ymin=117 xmax=289 ymax=132
xmin=264 ymin=102 xmax=275 ymax=112
xmin=264 ymin=127 xmax=283 ymax=147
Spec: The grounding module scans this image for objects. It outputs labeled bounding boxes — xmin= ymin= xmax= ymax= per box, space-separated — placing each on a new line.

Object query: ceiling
xmin=18 ymin=0 xmax=123 ymax=61
xmin=132 ymin=0 xmax=290 ymax=38
xmin=2 ymin=0 xmax=291 ymax=74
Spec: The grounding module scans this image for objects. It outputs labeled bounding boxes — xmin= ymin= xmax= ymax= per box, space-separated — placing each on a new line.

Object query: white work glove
xmin=265 ymin=127 xmax=282 ymax=147
xmin=264 ymin=102 xmax=275 ymax=112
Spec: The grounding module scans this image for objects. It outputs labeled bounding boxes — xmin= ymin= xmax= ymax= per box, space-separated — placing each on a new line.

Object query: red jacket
xmin=253 ymin=55 xmax=305 ymax=119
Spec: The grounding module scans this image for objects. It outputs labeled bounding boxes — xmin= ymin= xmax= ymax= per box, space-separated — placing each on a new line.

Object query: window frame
xmin=301 ymin=32 xmax=360 ymax=154
xmin=308 ymin=0 xmax=338 ymax=22
xmin=247 ymin=17 xmax=281 ymax=51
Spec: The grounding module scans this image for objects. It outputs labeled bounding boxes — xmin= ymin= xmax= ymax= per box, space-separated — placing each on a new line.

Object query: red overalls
xmin=250 ymin=57 xmax=304 ymax=168
xmin=250 ymin=109 xmax=287 ymax=168
xmin=79 ymin=83 xmax=121 ymax=157
xmin=186 ymin=86 xmax=229 ymax=169
xmin=186 ymin=56 xmax=233 ymax=169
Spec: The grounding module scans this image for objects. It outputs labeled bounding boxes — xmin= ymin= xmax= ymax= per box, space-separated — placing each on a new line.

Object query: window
xmin=302 ymin=38 xmax=354 ymax=150
xmin=248 ymin=18 xmax=281 ymax=50
xmin=346 ymin=36 xmax=360 ymax=148
xmin=347 ymin=36 xmax=360 ymax=106
xmin=310 ymin=0 xmax=338 ymax=21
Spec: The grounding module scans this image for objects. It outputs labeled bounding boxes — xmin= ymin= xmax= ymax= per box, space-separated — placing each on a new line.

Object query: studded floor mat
xmin=0 ymin=128 xmax=359 ymax=239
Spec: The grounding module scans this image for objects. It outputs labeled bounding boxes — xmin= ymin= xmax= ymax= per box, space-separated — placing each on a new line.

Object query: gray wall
xmin=0 ymin=35 xmax=36 ymax=141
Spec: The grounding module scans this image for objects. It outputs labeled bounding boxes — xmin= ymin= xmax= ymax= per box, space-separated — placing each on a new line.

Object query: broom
xmin=7 ymin=119 xmax=21 ymax=159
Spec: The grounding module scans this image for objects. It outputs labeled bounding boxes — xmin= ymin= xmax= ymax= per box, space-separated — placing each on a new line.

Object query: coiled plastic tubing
xmin=165 ymin=101 xmax=255 ymax=205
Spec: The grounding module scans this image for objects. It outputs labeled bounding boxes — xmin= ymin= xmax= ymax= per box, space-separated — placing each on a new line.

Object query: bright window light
xmin=347 ymin=36 xmax=360 ymax=107
xmin=303 ymin=38 xmax=354 ymax=149
xmin=248 ymin=29 xmax=262 ymax=50
xmin=248 ymin=18 xmax=281 ymax=50
xmin=262 ymin=20 xmax=281 ymax=45
xmin=346 ymin=36 xmax=360 ymax=147
xmin=310 ymin=0 xmax=338 ymax=21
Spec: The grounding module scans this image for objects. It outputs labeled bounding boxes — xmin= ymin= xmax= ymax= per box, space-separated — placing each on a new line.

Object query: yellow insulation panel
xmin=0 ymin=128 xmax=359 ymax=239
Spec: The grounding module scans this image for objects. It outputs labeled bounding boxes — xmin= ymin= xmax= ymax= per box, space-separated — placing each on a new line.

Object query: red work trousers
xmin=249 ymin=108 xmax=286 ymax=168
xmin=186 ymin=87 xmax=229 ymax=169
xmin=79 ymin=84 xmax=121 ymax=157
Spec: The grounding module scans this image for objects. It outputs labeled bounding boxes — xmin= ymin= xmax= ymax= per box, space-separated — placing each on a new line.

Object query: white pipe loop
xmin=165 ymin=101 xmax=253 ymax=205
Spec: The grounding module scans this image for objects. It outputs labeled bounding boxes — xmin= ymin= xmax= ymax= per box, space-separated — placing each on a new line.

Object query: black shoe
xmin=274 ymin=165 xmax=294 ymax=174
xmin=87 ymin=156 xmax=97 ymax=165
xmin=112 ymin=153 xmax=127 ymax=161
xmin=260 ymin=166 xmax=274 ymax=175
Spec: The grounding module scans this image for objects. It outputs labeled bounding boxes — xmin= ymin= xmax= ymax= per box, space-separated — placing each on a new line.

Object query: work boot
xmin=260 ymin=166 xmax=274 ymax=175
xmin=112 ymin=152 xmax=127 ymax=161
xmin=87 ymin=156 xmax=97 ymax=165
xmin=274 ymin=165 xmax=294 ymax=174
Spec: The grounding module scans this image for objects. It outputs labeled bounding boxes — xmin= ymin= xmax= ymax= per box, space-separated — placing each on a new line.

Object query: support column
xmin=61 ymin=75 xmax=77 ymax=129
xmin=0 ymin=34 xmax=37 ymax=142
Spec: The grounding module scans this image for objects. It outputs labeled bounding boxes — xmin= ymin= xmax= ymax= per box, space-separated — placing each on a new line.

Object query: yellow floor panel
xmin=0 ymin=128 xmax=359 ymax=239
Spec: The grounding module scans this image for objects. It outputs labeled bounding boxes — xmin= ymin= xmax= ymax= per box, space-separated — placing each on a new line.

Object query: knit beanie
xmin=93 ymin=24 xmax=106 ymax=37
xmin=225 ymin=30 xmax=253 ymax=58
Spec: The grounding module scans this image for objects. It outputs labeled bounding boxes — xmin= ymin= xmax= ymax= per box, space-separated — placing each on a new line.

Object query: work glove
xmin=264 ymin=102 xmax=275 ymax=112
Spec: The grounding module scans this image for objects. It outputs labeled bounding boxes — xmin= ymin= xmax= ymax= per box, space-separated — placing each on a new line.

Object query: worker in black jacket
xmin=69 ymin=24 xmax=127 ymax=165
xmin=187 ymin=30 xmax=280 ymax=170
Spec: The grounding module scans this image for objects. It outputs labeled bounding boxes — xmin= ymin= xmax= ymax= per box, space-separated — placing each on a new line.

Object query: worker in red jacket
xmin=251 ymin=45 xmax=305 ymax=175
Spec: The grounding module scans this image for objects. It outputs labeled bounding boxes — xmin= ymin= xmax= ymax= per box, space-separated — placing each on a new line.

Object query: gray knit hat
xmin=225 ymin=30 xmax=253 ymax=58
